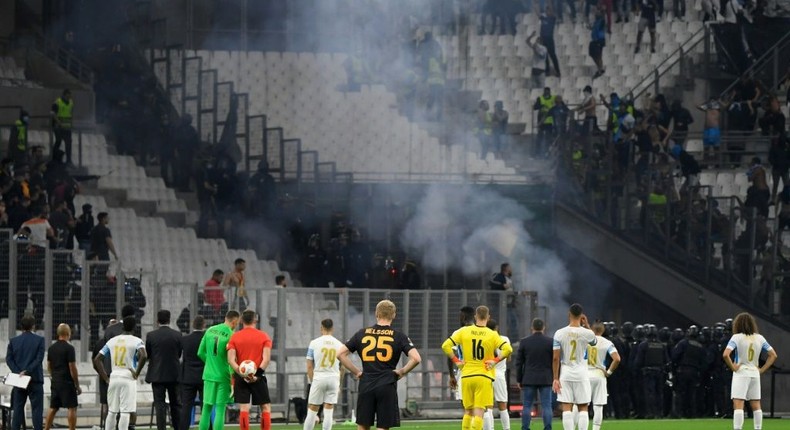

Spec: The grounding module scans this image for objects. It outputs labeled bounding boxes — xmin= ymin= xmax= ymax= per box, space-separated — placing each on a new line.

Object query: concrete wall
xmin=0 ymin=1 xmax=14 ymax=42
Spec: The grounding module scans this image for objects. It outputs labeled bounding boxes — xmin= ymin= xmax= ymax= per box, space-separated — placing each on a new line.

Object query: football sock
xmin=105 ymin=412 xmax=118 ymax=430
xmin=213 ymin=405 xmax=227 ymax=430
xmin=199 ymin=404 xmax=213 ymax=430
xmin=593 ymin=405 xmax=603 ymax=430
xmin=304 ymin=410 xmax=319 ymax=430
xmin=572 ymin=406 xmax=579 ymax=428
xmin=322 ymin=408 xmax=334 ymax=430
xmin=734 ymin=409 xmax=744 ymax=430
xmin=263 ymin=411 xmax=272 ymax=430
xmin=483 ymin=409 xmax=494 ymax=430
xmin=472 ymin=415 xmax=484 ymax=430
xmin=754 ymin=410 xmax=763 ymax=430
xmin=463 ymin=414 xmax=473 ymax=430
xmin=240 ymin=411 xmax=250 ymax=430
xmin=499 ymin=408 xmax=510 ymax=430
xmin=118 ymin=413 xmax=130 ymax=430
xmin=577 ymin=411 xmax=589 ymax=430
xmin=562 ymin=411 xmax=574 ymax=430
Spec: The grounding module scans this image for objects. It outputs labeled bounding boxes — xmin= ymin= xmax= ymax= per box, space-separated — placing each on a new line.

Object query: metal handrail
xmin=629 ymin=24 xmax=709 ymax=102
xmin=718 ymin=29 xmax=790 ymax=99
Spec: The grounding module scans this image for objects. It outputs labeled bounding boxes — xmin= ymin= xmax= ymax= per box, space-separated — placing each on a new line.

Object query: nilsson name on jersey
xmin=365 ymin=328 xmax=395 ymax=336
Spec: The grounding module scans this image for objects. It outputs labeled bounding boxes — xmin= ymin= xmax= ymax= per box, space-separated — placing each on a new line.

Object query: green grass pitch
xmin=202 ymin=418 xmax=790 ymax=430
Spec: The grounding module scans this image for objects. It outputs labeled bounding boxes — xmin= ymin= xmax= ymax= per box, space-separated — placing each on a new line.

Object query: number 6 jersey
xmin=307 ymin=335 xmax=344 ymax=380
xmin=101 ymin=334 xmax=145 ymax=379
xmin=345 ymin=324 xmax=415 ymax=393
xmin=727 ymin=333 xmax=773 ymax=376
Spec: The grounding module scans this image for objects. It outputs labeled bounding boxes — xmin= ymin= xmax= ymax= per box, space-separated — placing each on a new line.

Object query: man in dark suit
xmin=93 ymin=304 xmax=136 ymax=429
xmin=7 ymin=315 xmax=45 ymax=430
xmin=179 ymin=316 xmax=207 ymax=430
xmin=146 ymin=310 xmax=183 ymax=430
xmin=514 ymin=318 xmax=554 ymax=430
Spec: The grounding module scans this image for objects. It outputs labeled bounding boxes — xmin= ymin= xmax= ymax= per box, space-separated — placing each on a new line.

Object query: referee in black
xmin=337 ymin=300 xmax=422 ymax=430
xmin=45 ymin=324 xmax=81 ymax=430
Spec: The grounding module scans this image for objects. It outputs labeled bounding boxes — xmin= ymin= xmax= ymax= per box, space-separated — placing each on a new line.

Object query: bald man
xmin=45 ymin=324 xmax=81 ymax=430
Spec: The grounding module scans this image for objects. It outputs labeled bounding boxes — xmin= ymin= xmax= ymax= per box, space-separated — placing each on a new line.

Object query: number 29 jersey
xmin=307 ymin=334 xmax=344 ymax=381
xmin=345 ymin=324 xmax=415 ymax=394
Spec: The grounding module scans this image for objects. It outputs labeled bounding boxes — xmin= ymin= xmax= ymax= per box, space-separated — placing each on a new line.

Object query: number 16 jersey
xmin=345 ymin=324 xmax=415 ymax=394
xmin=442 ymin=325 xmax=511 ymax=380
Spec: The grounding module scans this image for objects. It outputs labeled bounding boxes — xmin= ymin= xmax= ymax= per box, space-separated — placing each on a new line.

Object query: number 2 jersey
xmin=100 ymin=334 xmax=145 ymax=379
xmin=442 ymin=325 xmax=512 ymax=380
xmin=306 ymin=334 xmax=344 ymax=381
xmin=553 ymin=325 xmax=597 ymax=381
xmin=345 ymin=324 xmax=415 ymax=393
xmin=727 ymin=333 xmax=773 ymax=377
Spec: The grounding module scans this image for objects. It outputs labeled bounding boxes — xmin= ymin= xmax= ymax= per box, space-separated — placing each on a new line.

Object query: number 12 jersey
xmin=345 ymin=324 xmax=415 ymax=393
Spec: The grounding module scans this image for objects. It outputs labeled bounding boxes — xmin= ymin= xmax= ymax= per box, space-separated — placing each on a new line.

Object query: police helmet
xmin=658 ymin=326 xmax=671 ymax=343
xmin=621 ymin=321 xmax=634 ymax=337
xmin=687 ymin=325 xmax=700 ymax=338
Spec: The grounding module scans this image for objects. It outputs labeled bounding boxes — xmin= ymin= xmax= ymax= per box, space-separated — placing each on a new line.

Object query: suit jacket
xmin=145 ymin=326 xmax=183 ymax=383
xmin=515 ymin=332 xmax=554 ymax=386
xmin=180 ymin=330 xmax=206 ymax=385
xmin=7 ymin=331 xmax=45 ymax=383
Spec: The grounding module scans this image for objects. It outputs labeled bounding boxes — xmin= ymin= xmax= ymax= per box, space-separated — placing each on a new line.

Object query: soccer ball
xmin=239 ymin=360 xmax=257 ymax=377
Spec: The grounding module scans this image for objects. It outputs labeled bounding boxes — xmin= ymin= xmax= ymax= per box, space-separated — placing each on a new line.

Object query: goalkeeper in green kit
xmin=198 ymin=310 xmax=240 ymax=430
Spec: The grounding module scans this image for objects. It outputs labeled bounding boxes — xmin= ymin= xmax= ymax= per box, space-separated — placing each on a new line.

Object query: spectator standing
xmin=204 ymin=269 xmax=226 ymax=317
xmin=223 ymin=258 xmax=247 ymax=310
xmin=527 ymin=32 xmax=547 ymax=89
xmin=7 ymin=315 xmax=45 ymax=430
xmin=44 ymin=324 xmax=80 ymax=430
xmin=635 ymin=0 xmax=658 ymax=54
xmin=8 ymin=110 xmax=29 ymax=167
xmin=673 ymin=0 xmax=687 ymax=20
xmin=74 ymin=203 xmax=93 ymax=252
xmin=21 ymin=207 xmax=55 ymax=245
xmin=173 ymin=114 xmax=199 ymax=192
xmin=671 ymin=145 xmax=702 ymax=197
xmin=697 ymin=99 xmax=726 ymax=163
xmin=590 ymin=8 xmax=607 ymax=79
xmin=89 ymin=212 xmax=118 ymax=261
xmin=515 ymin=318 xmax=554 ymax=430
xmin=492 ymin=101 xmax=509 ymax=159
xmin=51 ymin=90 xmax=74 ymax=165
xmin=419 ymin=32 xmax=445 ymax=121
xmin=670 ymin=100 xmax=694 ymax=146
xmin=577 ymin=85 xmax=599 ymax=136
xmin=477 ymin=100 xmax=494 ymax=159
xmin=145 ymin=310 xmax=183 ymax=430
xmin=759 ymin=97 xmax=786 ymax=136
xmin=49 ymin=200 xmax=75 ymax=249
xmin=179 ymin=316 xmax=206 ymax=430
xmin=549 ymin=95 xmax=571 ymax=137
xmin=534 ymin=88 xmax=556 ymax=157
xmin=746 ymin=157 xmax=770 ymax=218
xmin=489 ymin=263 xmax=513 ymax=291
xmin=539 ymin=7 xmax=561 ymax=77
xmin=769 ymin=135 xmax=790 ymax=200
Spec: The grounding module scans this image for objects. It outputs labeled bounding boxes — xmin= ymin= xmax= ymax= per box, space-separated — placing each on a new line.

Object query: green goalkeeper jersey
xmin=198 ymin=323 xmax=235 ymax=382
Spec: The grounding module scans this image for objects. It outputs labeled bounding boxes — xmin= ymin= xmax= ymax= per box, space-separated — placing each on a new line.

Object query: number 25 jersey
xmin=345 ymin=324 xmax=415 ymax=393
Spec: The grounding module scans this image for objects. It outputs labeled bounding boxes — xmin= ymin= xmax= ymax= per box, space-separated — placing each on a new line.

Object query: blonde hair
xmin=475 ymin=306 xmax=490 ymax=321
xmin=375 ymin=300 xmax=397 ymax=320
xmin=733 ymin=312 xmax=758 ymax=335
xmin=56 ymin=323 xmax=71 ymax=338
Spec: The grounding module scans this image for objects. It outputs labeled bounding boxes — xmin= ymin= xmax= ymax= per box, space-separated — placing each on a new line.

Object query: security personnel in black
xmin=620 ymin=321 xmax=636 ymax=417
xmin=633 ymin=324 xmax=669 ymax=419
xmin=629 ymin=324 xmax=647 ymax=418
xmin=718 ymin=320 xmax=734 ymax=417
xmin=698 ymin=327 xmax=716 ymax=417
xmin=607 ymin=322 xmax=629 ymax=419
xmin=710 ymin=323 xmax=729 ymax=417
xmin=658 ymin=327 xmax=674 ymax=417
xmin=671 ymin=325 xmax=707 ymax=417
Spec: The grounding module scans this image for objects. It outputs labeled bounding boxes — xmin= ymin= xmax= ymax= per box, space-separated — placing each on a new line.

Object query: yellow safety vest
xmin=55 ymin=97 xmax=73 ymax=129
xmin=427 ymin=57 xmax=445 ymax=86
xmin=476 ymin=112 xmax=493 ymax=135
xmin=647 ymin=193 xmax=667 ymax=223
xmin=539 ymin=95 xmax=555 ymax=125
xmin=611 ymin=112 xmax=620 ymax=134
xmin=14 ymin=120 xmax=26 ymax=151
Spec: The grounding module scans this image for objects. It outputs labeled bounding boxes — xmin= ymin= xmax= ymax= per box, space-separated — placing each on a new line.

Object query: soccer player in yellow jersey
xmin=442 ymin=306 xmax=513 ymax=430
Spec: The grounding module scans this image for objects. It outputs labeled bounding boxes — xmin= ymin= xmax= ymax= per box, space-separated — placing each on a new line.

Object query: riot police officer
xmin=672 ymin=325 xmax=708 ymax=417
xmin=621 ymin=321 xmax=636 ymax=418
xmin=608 ymin=321 xmax=629 ymax=419
xmin=634 ymin=324 xmax=669 ymax=419
xmin=658 ymin=327 xmax=674 ymax=417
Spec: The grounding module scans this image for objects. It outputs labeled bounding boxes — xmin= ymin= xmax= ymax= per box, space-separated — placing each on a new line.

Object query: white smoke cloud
xmin=400 ymin=184 xmax=571 ymax=314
